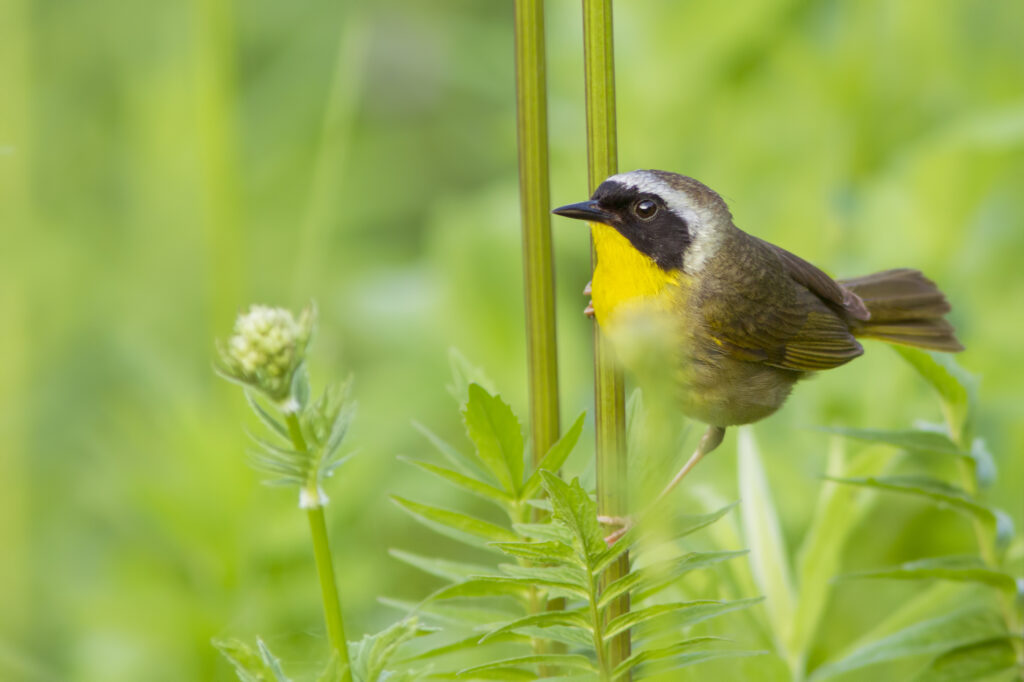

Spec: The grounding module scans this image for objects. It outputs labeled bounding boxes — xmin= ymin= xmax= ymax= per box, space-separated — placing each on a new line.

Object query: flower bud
xmin=217 ymin=304 xmax=315 ymax=403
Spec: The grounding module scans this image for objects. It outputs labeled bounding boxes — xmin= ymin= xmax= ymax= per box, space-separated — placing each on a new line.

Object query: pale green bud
xmin=217 ymin=304 xmax=315 ymax=403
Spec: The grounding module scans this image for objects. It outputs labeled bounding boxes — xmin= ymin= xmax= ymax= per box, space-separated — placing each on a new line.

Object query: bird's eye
xmin=634 ymin=199 xmax=658 ymax=219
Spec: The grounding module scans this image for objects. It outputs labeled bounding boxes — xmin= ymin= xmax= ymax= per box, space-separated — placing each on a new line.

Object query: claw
xmin=598 ymin=514 xmax=634 ymax=546
xmin=583 ymin=281 xmax=592 ymax=296
xmin=584 ymin=301 xmax=595 ymax=318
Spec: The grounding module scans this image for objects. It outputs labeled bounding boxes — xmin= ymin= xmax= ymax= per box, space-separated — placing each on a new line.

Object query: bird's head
xmin=553 ymin=170 xmax=734 ymax=273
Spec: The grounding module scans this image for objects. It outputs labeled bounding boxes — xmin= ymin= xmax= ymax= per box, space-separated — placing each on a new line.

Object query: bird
xmin=552 ymin=169 xmax=963 ymax=538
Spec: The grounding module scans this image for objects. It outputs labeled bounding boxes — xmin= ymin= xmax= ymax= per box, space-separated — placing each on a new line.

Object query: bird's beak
xmin=551 ymin=200 xmax=612 ymax=224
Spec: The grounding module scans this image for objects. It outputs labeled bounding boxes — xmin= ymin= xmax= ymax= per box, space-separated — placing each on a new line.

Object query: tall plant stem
xmin=582 ymin=0 xmax=630 ymax=672
xmin=285 ymin=413 xmax=353 ymax=680
xmin=514 ymin=0 xmax=561 ymax=462
xmin=514 ymin=0 xmax=566 ymax=667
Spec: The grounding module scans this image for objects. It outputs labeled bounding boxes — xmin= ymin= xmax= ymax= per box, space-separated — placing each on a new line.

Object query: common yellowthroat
xmin=553 ymin=170 xmax=962 ymax=525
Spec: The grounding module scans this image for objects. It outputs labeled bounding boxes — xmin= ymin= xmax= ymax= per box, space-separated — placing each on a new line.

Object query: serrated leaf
xmin=599 ymin=551 xmax=747 ymax=609
xmin=540 ymin=472 xmax=606 ymax=564
xmin=349 ymin=617 xmax=424 ymax=682
xmin=912 ymin=636 xmax=1020 ymax=682
xmin=844 ymin=555 xmax=1017 ymax=592
xmin=521 ymin=411 xmax=586 ymax=500
xmin=738 ymin=427 xmax=797 ymax=661
xmin=611 ymin=636 xmax=726 ymax=679
xmin=826 ymin=475 xmax=995 ymax=526
xmin=458 ymin=653 xmax=597 ymax=676
xmin=514 ymin=625 xmax=594 ymax=648
xmin=490 ymin=540 xmax=577 ymax=565
xmin=390 ymin=496 xmax=518 ymax=547
xmin=446 ymin=348 xmax=497 ymax=405
xmin=810 ymin=608 xmax=1008 ymax=680
xmin=479 ymin=608 xmax=592 ymax=643
xmin=604 ymin=598 xmax=762 ymax=641
xmin=463 ymin=384 xmax=525 ymax=494
xmin=819 ymin=426 xmax=966 ymax=457
xmin=388 ymin=548 xmax=495 ymax=583
xmin=398 ymin=456 xmax=512 ymax=506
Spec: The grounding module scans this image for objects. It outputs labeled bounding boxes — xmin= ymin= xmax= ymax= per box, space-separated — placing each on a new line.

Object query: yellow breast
xmin=590 ymin=223 xmax=688 ymax=327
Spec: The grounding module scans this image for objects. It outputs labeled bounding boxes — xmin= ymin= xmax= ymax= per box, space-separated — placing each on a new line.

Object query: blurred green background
xmin=2 ymin=0 xmax=1023 ymax=680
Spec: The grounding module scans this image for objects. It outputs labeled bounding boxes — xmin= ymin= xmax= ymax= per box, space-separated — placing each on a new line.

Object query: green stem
xmin=285 ymin=413 xmax=353 ymax=679
xmin=514 ymin=0 xmax=561 ymax=462
xmin=950 ymin=430 xmax=1023 ymax=667
xmin=582 ymin=0 xmax=630 ymax=673
xmin=514 ymin=0 xmax=567 ymax=669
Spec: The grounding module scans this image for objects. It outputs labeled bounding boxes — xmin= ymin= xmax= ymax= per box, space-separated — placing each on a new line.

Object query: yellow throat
xmin=589 ymin=222 xmax=685 ymax=327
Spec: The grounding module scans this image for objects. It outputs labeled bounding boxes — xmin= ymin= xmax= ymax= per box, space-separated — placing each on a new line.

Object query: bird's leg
xmin=599 ymin=425 xmax=727 ymax=545
xmin=583 ymin=280 xmax=595 ymax=318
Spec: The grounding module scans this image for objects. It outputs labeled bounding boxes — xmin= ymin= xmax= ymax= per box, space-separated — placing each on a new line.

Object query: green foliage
xmin=731 ymin=349 xmax=1024 ymax=681
xmin=391 ymin=383 xmax=760 ymax=680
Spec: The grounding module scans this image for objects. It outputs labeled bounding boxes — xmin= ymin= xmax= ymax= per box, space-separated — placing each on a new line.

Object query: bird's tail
xmin=839 ymin=268 xmax=964 ymax=352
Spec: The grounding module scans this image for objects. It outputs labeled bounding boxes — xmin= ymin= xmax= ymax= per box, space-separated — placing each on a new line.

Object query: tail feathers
xmin=839 ymin=269 xmax=964 ymax=352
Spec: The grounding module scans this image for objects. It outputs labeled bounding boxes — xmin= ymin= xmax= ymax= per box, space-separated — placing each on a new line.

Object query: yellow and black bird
xmin=553 ymin=169 xmax=963 ymax=518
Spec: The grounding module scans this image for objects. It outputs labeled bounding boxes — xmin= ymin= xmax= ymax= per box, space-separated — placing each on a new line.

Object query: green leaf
xmin=912 ymin=637 xmax=1020 ymax=682
xmin=446 ymin=348 xmax=497 ymax=405
xmin=458 ymin=654 xmax=597 ymax=676
xmin=398 ymin=632 xmax=529 ymax=664
xmin=214 ymin=638 xmax=291 ymax=682
xmin=379 ymin=596 xmax=519 ymax=628
xmin=843 ymin=555 xmax=1018 ymax=592
xmin=398 ymin=456 xmax=512 ymax=506
xmin=826 ymin=475 xmax=996 ymax=526
xmin=314 ymin=653 xmax=343 ymax=682
xmin=479 ymin=608 xmax=592 ymax=643
xmin=793 ymin=441 xmax=891 ymax=665
xmin=628 ymin=650 xmax=765 ymax=680
xmin=412 ymin=421 xmax=484 ymax=479
xmin=427 ymin=577 xmax=531 ymax=601
xmin=492 ymin=563 xmax=590 ymax=599
xmin=611 ymin=636 xmax=726 ymax=678
xmin=244 ymin=390 xmax=290 ymax=440
xmin=893 ymin=346 xmax=975 ymax=442
xmin=737 ymin=426 xmax=797 ymax=658
xmin=540 ymin=471 xmax=606 ymax=563
xmin=349 ymin=617 xmax=424 ymax=682
xmin=521 ymin=411 xmax=586 ymax=500
xmin=592 ymin=503 xmax=739 ymax=576
xmin=511 ymin=522 xmax=575 ymax=546
xmin=514 ymin=625 xmax=594 ymax=648
xmin=462 ymin=384 xmax=525 ymax=494
xmin=491 ymin=539 xmax=577 ymax=565
xmin=810 ymin=608 xmax=1008 ymax=680
xmin=390 ymin=496 xmax=518 ymax=547
xmin=819 ymin=427 xmax=966 ymax=457
xmin=604 ymin=598 xmax=762 ymax=641
xmin=599 ymin=551 xmax=747 ymax=608
xmin=388 ymin=548 xmax=495 ymax=583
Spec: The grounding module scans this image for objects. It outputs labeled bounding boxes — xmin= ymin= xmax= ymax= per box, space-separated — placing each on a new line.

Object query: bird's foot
xmin=598 ymin=514 xmax=634 ymax=546
xmin=583 ymin=281 xmax=595 ymax=318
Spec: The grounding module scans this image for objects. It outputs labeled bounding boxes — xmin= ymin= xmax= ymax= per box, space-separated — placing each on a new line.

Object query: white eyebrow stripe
xmin=605 ymin=170 xmax=725 ymax=274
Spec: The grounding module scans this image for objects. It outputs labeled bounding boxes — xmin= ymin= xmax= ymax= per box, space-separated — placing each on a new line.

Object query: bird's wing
xmin=702 ymin=240 xmax=865 ymax=372
xmin=755 ymin=237 xmax=870 ymax=320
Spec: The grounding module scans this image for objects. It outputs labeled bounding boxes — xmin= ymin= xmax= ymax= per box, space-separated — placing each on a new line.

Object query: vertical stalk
xmin=582 ymin=0 xmax=630 ymax=672
xmin=514 ymin=0 xmax=566 ymax=668
xmin=285 ymin=414 xmax=353 ymax=680
xmin=514 ymin=0 xmax=561 ymax=464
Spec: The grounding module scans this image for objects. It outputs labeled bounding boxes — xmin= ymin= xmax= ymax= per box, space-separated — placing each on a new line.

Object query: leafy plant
xmin=390 ymin=381 xmax=762 ymax=680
